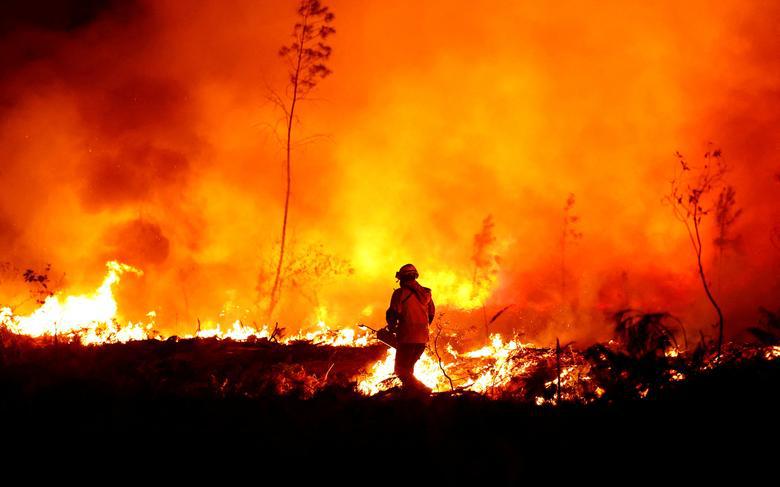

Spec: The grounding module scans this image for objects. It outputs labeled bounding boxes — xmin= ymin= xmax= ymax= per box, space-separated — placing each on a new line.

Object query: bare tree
xmin=268 ymin=0 xmax=335 ymax=316
xmin=667 ymin=146 xmax=729 ymax=357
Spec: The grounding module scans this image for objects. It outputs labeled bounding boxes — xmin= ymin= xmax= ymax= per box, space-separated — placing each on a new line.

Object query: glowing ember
xmin=670 ymin=371 xmax=686 ymax=381
xmin=767 ymin=346 xmax=780 ymax=360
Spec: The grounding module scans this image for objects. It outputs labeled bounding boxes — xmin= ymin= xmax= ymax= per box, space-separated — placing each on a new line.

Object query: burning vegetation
xmin=1 ymin=261 xmax=777 ymax=404
xmin=0 ymin=1 xmax=778 ymax=475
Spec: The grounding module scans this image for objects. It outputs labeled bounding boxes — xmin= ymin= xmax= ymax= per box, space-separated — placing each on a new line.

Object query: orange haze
xmin=0 ymin=0 xmax=778 ymax=345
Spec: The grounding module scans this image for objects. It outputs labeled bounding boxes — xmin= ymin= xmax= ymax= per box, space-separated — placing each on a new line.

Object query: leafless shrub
xmin=666 ymin=145 xmax=730 ymax=357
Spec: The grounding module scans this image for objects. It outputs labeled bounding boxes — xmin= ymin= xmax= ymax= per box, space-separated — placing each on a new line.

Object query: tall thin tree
xmin=667 ymin=147 xmax=729 ymax=358
xmin=269 ymin=0 xmax=335 ymax=316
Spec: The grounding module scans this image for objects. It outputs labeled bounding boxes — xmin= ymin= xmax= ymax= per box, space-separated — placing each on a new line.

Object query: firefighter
xmin=384 ymin=263 xmax=435 ymax=393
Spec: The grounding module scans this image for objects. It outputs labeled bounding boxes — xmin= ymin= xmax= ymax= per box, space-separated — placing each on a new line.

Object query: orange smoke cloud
xmin=0 ymin=0 xmax=777 ymax=344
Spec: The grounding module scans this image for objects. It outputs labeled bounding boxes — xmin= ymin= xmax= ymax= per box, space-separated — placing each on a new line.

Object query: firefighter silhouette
xmin=384 ymin=263 xmax=435 ymax=392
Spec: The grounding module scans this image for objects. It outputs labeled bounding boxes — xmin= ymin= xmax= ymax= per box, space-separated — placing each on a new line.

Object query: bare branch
xmin=665 ymin=145 xmax=730 ymax=358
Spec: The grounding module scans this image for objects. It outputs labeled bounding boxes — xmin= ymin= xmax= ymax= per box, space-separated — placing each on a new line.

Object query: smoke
xmin=0 ymin=0 xmax=777 ymax=344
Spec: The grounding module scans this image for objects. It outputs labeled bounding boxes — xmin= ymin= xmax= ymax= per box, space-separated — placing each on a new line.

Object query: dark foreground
xmin=1 ymin=337 xmax=777 ymax=480
xmin=2 ymin=380 xmax=777 ymax=481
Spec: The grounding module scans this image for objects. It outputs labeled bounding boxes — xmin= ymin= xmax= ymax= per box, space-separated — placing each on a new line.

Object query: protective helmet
xmin=395 ymin=263 xmax=419 ymax=280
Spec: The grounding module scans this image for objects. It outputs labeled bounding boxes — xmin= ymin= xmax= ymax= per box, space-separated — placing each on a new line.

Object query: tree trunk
xmin=693 ymin=209 xmax=725 ymax=358
xmin=268 ymin=15 xmax=306 ymax=317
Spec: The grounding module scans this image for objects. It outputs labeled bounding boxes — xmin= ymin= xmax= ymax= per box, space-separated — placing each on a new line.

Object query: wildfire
xmin=356 ymin=348 xmax=449 ymax=395
xmin=767 ymin=346 xmax=780 ymax=360
xmin=187 ymin=321 xmax=271 ymax=341
xmin=0 ymin=261 xmax=154 ymax=344
xmin=290 ymin=321 xmax=371 ymax=347
xmin=1 ymin=261 xmax=546 ymax=396
xmin=2 ymin=261 xmax=778 ymax=404
xmin=355 ymin=333 xmax=567 ymax=398
xmin=0 ymin=261 xmax=375 ymax=347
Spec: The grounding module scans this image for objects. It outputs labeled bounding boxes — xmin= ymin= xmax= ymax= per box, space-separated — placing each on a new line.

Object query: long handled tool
xmin=358 ymin=323 xmax=397 ymax=349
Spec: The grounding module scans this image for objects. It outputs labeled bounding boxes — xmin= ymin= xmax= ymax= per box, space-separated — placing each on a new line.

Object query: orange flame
xmin=2 ymin=260 xmax=778 ymax=401
xmin=0 ymin=261 xmax=153 ymax=344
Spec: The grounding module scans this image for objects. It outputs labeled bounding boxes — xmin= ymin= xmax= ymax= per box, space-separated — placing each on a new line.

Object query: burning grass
xmin=1 ymin=261 xmax=778 ymax=405
xmin=0 ymin=330 xmax=387 ymax=401
xmin=1 ymin=321 xmax=776 ymax=405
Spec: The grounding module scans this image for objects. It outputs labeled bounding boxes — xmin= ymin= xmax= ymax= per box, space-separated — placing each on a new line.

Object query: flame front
xmin=0 ymin=261 xmax=151 ymax=344
xmin=1 ymin=261 xmax=375 ymax=347
xmin=0 ymin=261 xmax=555 ymax=397
xmin=1 ymin=260 xmax=777 ymax=401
